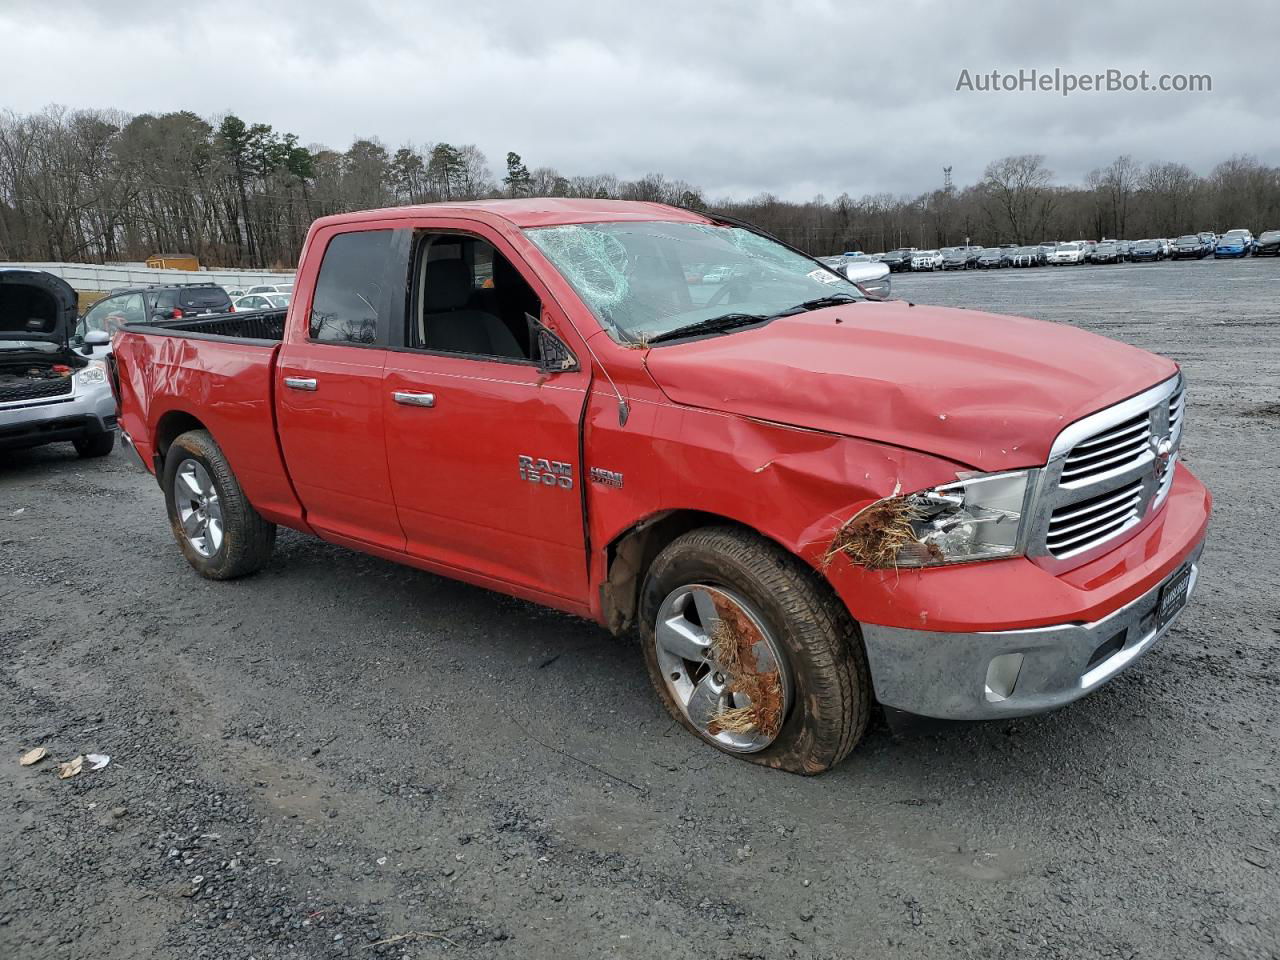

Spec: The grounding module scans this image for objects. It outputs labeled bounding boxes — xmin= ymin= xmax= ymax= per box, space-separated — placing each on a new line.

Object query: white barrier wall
xmin=0 ymin=261 xmax=295 ymax=293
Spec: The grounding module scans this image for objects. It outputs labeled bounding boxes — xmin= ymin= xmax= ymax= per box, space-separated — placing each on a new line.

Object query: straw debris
xmin=706 ymin=595 xmax=784 ymax=739
xmin=823 ymin=495 xmax=934 ymax=570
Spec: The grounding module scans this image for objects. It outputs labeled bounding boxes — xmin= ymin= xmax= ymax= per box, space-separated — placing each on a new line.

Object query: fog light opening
xmin=984 ymin=653 xmax=1024 ymax=703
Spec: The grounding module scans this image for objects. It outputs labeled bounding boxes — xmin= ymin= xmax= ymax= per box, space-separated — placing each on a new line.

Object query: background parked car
xmin=1252 ymin=229 xmax=1280 ymax=256
xmin=1 ymin=269 xmax=118 ymax=458
xmin=246 ymin=283 xmax=294 ymax=296
xmin=910 ymin=249 xmax=943 ymax=271
xmin=1115 ymin=240 xmax=1133 ymax=261
xmin=1215 ymin=229 xmax=1253 ymax=258
xmin=1197 ymin=231 xmax=1217 ymax=253
xmin=1011 ymin=245 xmax=1043 ymax=267
xmin=941 ymin=248 xmax=970 ymax=270
xmin=77 ymin=282 xmax=233 ymax=346
xmin=1090 ymin=241 xmax=1121 ymax=264
xmin=1172 ymin=235 xmax=1210 ymax=259
xmin=233 ymin=294 xmax=278 ymax=312
xmin=1129 ymin=239 xmax=1164 ymax=262
xmin=1048 ymin=242 xmax=1087 ymax=265
xmin=881 ymin=249 xmax=915 ymax=272
xmin=976 ymin=248 xmax=1005 ymax=268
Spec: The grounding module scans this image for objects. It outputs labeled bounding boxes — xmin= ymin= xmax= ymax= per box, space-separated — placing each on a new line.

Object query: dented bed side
xmin=113 ymin=326 xmax=309 ymax=531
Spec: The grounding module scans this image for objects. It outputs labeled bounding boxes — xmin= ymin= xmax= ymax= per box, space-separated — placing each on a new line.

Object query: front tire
xmin=73 ymin=432 xmax=115 ymax=458
xmin=639 ymin=527 xmax=871 ymax=775
xmin=162 ymin=429 xmax=276 ymax=580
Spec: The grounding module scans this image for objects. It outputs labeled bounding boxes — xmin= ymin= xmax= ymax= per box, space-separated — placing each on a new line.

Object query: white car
xmin=910 ymin=250 xmax=943 ymax=271
xmin=234 ymin=294 xmax=278 ymax=312
xmin=246 ymin=283 xmax=295 ymax=296
xmin=1048 ymin=242 xmax=1087 ymax=265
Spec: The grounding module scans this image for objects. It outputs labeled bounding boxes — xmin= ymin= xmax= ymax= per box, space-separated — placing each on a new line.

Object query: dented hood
xmin=643 ymin=301 xmax=1178 ymax=472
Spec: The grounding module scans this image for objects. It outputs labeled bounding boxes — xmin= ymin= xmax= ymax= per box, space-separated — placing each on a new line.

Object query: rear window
xmin=176 ymin=287 xmax=231 ymax=310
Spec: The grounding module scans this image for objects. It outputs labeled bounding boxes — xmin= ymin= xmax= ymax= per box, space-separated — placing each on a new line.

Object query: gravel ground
xmin=2 ymin=257 xmax=1277 ymax=960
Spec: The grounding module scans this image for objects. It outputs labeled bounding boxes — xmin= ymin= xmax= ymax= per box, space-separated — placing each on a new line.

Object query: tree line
xmin=1 ymin=104 xmax=1278 ymax=267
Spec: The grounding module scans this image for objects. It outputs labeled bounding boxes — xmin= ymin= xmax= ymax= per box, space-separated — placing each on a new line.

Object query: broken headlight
xmin=897 ymin=470 xmax=1033 ymax=566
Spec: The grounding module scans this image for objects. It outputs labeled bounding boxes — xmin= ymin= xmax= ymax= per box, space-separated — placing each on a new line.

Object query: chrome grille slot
xmin=1155 ymin=386 xmax=1185 ymax=501
xmin=1047 ymin=480 xmax=1144 ymax=556
xmin=1167 ymin=386 xmax=1185 ymax=439
xmin=1059 ymin=412 xmax=1151 ymax=484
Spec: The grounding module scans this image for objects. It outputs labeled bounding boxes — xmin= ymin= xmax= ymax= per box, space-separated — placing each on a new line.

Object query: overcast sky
xmin=3 ymin=0 xmax=1277 ymax=201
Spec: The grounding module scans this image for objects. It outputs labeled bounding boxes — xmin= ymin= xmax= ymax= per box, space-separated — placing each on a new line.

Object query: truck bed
xmin=112 ymin=308 xmax=307 ymax=529
xmin=151 ymin=308 xmax=287 ymax=343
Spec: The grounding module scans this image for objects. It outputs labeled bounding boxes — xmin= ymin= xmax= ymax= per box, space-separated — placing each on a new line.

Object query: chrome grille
xmin=1030 ymin=374 xmax=1184 ymax=568
xmin=1060 ymin=413 xmax=1151 ymax=485
xmin=1046 ymin=480 xmax=1143 ymax=555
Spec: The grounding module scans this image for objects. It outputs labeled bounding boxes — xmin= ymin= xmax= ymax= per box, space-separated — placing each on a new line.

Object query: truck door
xmin=276 ymin=226 xmax=407 ymax=551
xmin=382 ymin=227 xmax=591 ymax=603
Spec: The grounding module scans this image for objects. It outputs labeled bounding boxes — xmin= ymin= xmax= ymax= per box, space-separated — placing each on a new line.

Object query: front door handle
xmin=393 ymin=391 xmax=435 ymax=408
xmin=283 ymin=377 xmax=317 ymax=391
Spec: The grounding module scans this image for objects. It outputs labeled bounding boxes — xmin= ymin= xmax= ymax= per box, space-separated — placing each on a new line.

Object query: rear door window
xmin=309 ymin=230 xmax=394 ymax=345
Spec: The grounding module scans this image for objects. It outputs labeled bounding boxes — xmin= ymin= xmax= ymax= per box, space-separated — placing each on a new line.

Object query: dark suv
xmin=77 ymin=282 xmax=232 ymax=340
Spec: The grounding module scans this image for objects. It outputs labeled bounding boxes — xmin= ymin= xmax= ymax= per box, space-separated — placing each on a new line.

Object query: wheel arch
xmin=153 ymin=410 xmax=209 ymax=477
xmin=599 ymin=508 xmax=844 ymax=636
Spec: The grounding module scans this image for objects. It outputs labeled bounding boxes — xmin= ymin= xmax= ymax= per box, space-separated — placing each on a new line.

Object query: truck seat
xmin=421 ymin=259 xmax=523 ymax=359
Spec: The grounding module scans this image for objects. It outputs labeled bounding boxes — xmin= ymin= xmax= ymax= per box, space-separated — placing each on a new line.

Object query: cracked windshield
xmin=527 ymin=221 xmax=862 ymax=344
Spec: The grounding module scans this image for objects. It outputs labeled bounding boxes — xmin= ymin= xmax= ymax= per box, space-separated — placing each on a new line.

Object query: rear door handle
xmin=283 ymin=377 xmax=317 ymax=391
xmin=393 ymin=391 xmax=435 ymax=408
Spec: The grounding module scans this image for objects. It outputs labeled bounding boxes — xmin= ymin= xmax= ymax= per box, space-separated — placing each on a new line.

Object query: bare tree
xmin=2 ymin=104 xmax=1278 ymax=266
xmin=981 ymin=154 xmax=1054 ymax=243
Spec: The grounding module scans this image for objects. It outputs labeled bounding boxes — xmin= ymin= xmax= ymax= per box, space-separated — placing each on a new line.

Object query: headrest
xmin=423 ymin=259 xmax=472 ymax=311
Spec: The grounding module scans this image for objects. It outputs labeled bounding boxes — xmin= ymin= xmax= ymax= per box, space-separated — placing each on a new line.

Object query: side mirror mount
xmin=854 ymin=278 xmax=892 ymax=301
xmin=526 ymin=313 xmax=579 ymax=374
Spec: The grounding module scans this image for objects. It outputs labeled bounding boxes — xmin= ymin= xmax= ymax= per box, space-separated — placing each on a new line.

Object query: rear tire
xmin=73 ymin=432 xmax=115 ymax=458
xmin=639 ymin=526 xmax=871 ymax=775
xmin=162 ymin=429 xmax=276 ymax=580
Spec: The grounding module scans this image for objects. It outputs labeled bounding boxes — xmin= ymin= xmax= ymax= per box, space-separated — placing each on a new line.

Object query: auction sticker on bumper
xmin=1157 ymin=564 xmax=1192 ymax=628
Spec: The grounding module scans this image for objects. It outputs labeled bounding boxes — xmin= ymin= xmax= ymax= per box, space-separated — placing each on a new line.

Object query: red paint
xmin=113 ymin=200 xmax=1211 ymax=640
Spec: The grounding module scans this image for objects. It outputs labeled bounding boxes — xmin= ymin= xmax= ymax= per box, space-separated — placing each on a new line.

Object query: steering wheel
xmin=704 ymin=279 xmax=748 ymax=308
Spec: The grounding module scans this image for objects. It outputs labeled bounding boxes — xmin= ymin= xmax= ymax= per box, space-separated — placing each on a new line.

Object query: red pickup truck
xmin=113 ymin=199 xmax=1210 ymax=774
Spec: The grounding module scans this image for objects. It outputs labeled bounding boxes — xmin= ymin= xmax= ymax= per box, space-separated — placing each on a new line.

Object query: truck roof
xmin=310 ymin=198 xmax=713 ymax=231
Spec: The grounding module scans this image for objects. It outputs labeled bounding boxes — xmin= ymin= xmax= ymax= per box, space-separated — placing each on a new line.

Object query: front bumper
xmin=0 ymin=381 xmax=117 ymax=451
xmin=862 ymin=537 xmax=1204 ymax=720
xmin=851 ymin=462 xmax=1210 ymax=721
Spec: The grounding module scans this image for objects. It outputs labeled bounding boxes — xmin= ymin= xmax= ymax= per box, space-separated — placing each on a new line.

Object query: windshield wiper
xmin=776 ymin=293 xmax=860 ymax=316
xmin=644 ymin=312 xmax=771 ymax=345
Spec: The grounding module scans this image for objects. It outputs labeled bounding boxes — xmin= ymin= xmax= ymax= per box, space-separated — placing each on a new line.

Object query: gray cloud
xmin=3 ymin=0 xmax=1276 ymax=200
